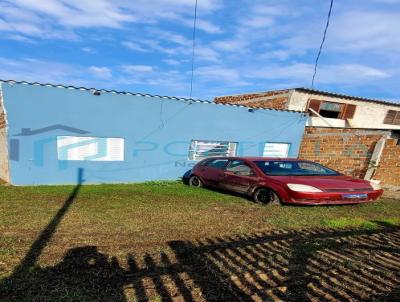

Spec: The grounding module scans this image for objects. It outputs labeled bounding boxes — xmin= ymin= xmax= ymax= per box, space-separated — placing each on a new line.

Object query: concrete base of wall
xmin=382 ymin=185 xmax=400 ymax=199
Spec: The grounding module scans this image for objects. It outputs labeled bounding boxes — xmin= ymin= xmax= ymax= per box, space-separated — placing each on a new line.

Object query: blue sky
xmin=0 ymin=0 xmax=399 ymax=101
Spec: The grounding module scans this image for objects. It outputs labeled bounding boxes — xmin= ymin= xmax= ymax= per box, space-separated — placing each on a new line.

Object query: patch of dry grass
xmin=0 ymin=182 xmax=399 ymax=301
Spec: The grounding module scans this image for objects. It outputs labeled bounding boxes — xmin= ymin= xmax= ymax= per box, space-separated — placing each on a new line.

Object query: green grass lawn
xmin=0 ymin=182 xmax=399 ymax=301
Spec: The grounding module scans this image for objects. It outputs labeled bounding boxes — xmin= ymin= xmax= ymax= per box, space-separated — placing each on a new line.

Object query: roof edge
xmin=0 ymin=79 xmax=304 ymax=114
xmin=294 ymin=87 xmax=400 ymax=107
xmin=214 ymin=88 xmax=293 ymax=99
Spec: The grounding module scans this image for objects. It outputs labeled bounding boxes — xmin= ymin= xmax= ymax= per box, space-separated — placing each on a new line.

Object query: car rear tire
xmin=189 ymin=175 xmax=203 ymax=188
xmin=253 ymin=188 xmax=281 ymax=205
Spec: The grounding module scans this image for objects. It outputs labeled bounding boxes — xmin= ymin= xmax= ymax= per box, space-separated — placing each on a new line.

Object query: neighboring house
xmin=0 ymin=80 xmax=307 ymax=185
xmin=215 ymin=88 xmax=400 ymax=130
xmin=216 ymin=88 xmax=400 ymax=188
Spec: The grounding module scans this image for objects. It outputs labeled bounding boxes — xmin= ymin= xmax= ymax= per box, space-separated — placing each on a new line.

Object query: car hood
xmin=270 ymin=175 xmax=372 ymax=190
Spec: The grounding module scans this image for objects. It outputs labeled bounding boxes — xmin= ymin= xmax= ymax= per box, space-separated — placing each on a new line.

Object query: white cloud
xmin=5 ymin=34 xmax=36 ymax=43
xmin=163 ymin=59 xmax=181 ymax=66
xmin=121 ymin=41 xmax=148 ymax=52
xmin=0 ymin=0 xmax=223 ymax=39
xmin=0 ymin=57 xmax=87 ymax=85
xmin=179 ymin=18 xmax=223 ymax=34
xmin=195 ymin=19 xmax=223 ymax=34
xmin=81 ymin=47 xmax=95 ymax=53
xmin=246 ymin=63 xmax=391 ymax=85
xmin=277 ymin=9 xmax=400 ymax=58
xmin=195 ymin=65 xmax=249 ymax=86
xmin=149 ymin=29 xmax=191 ymax=46
xmin=329 ymin=11 xmax=400 ymax=52
xmin=373 ymin=0 xmax=400 ymax=3
xmin=123 ymin=28 xmax=221 ymax=62
xmin=121 ymin=65 xmax=154 ymax=73
xmin=88 ymin=66 xmax=112 ymax=79
xmin=195 ymin=46 xmax=220 ymax=62
xmin=211 ymin=38 xmax=247 ymax=52
xmin=140 ymin=39 xmax=180 ymax=55
xmin=241 ymin=16 xmax=274 ymax=29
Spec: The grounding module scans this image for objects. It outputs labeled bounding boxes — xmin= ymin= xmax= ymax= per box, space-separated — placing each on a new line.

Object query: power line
xmin=189 ymin=0 xmax=198 ymax=98
xmin=311 ymin=0 xmax=334 ymax=89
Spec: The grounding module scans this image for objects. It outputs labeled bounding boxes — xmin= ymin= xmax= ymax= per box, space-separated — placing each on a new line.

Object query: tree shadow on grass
xmin=1 ymin=170 xmax=399 ymax=301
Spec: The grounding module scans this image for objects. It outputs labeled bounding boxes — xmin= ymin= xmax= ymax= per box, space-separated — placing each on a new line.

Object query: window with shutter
xmin=394 ymin=113 xmax=400 ymax=125
xmin=341 ymin=104 xmax=357 ymax=119
xmin=307 ymin=99 xmax=321 ymax=115
xmin=308 ymin=99 xmax=358 ymax=120
xmin=315 ymin=101 xmax=342 ymax=118
xmin=384 ymin=110 xmax=400 ymax=125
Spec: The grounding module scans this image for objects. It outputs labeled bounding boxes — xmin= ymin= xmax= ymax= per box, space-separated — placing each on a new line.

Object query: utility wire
xmin=311 ymin=0 xmax=334 ymax=89
xmin=189 ymin=0 xmax=198 ymax=98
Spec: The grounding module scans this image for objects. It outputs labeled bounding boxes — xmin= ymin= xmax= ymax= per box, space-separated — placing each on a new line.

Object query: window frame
xmin=56 ymin=135 xmax=125 ymax=161
xmin=263 ymin=142 xmax=291 ymax=158
xmin=188 ymin=139 xmax=238 ymax=161
xmin=383 ymin=110 xmax=400 ymax=126
xmin=307 ymin=99 xmax=357 ymax=120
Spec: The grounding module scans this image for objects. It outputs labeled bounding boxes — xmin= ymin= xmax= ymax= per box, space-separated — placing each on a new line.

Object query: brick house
xmin=216 ymin=88 xmax=400 ymax=188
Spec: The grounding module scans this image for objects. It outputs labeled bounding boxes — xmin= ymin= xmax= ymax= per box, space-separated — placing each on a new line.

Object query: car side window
xmin=226 ymin=160 xmax=255 ymax=176
xmin=205 ymin=159 xmax=229 ymax=169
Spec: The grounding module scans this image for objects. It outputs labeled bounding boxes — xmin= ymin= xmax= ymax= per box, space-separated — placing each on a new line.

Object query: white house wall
xmin=287 ymin=90 xmax=400 ymax=130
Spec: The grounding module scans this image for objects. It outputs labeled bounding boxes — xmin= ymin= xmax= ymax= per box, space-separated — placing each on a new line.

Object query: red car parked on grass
xmin=185 ymin=157 xmax=383 ymax=205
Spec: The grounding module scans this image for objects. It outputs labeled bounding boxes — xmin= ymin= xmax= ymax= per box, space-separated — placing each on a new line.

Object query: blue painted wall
xmin=2 ymin=83 xmax=307 ymax=185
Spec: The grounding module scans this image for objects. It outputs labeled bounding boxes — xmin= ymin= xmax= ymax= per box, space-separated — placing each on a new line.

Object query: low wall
xmin=374 ymin=139 xmax=400 ymax=187
xmin=299 ymin=127 xmax=388 ymax=179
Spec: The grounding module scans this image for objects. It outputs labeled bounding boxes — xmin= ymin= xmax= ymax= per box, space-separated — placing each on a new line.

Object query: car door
xmin=200 ymin=158 xmax=229 ymax=186
xmin=221 ymin=160 xmax=257 ymax=193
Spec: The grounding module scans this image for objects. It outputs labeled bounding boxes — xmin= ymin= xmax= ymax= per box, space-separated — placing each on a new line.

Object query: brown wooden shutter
xmin=307 ymin=99 xmax=321 ymax=115
xmin=393 ymin=111 xmax=400 ymax=125
xmin=341 ymin=104 xmax=357 ymax=119
xmin=384 ymin=110 xmax=397 ymax=124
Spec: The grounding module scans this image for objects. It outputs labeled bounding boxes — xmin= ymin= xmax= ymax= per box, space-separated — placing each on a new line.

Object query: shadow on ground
xmin=1 ymin=171 xmax=399 ymax=301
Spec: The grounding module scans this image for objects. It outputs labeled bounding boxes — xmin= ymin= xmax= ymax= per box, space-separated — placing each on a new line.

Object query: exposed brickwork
xmin=0 ymin=112 xmax=6 ymax=129
xmin=0 ymin=90 xmax=9 ymax=184
xmin=215 ymin=90 xmax=290 ymax=110
xmin=374 ymin=139 xmax=400 ymax=186
xmin=299 ymin=127 xmax=385 ymax=178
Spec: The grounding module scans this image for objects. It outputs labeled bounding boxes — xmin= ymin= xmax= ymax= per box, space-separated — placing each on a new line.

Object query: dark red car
xmin=185 ymin=157 xmax=383 ymax=205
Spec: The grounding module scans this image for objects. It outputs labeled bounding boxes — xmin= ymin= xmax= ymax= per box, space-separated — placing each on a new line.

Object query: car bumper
xmin=286 ymin=189 xmax=384 ymax=205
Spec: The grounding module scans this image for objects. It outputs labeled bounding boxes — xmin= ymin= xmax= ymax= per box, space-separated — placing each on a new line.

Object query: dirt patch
xmin=1 ymin=226 xmax=399 ymax=301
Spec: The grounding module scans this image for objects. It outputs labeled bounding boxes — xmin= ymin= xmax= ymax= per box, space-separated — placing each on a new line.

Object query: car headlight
xmin=287 ymin=184 xmax=323 ymax=192
xmin=369 ymin=180 xmax=381 ymax=190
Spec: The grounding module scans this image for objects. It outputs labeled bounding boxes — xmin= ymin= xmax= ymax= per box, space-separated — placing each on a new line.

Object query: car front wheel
xmin=253 ymin=188 xmax=281 ymax=205
xmin=189 ymin=175 xmax=203 ymax=188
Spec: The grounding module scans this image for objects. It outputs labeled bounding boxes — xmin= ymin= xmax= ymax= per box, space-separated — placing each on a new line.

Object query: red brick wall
xmin=374 ymin=139 xmax=400 ymax=186
xmin=299 ymin=127 xmax=385 ymax=178
xmin=0 ymin=112 xmax=6 ymax=129
xmin=215 ymin=90 xmax=290 ymax=110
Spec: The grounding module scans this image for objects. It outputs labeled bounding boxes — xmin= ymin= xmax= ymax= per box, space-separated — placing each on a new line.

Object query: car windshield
xmin=254 ymin=160 xmax=340 ymax=176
